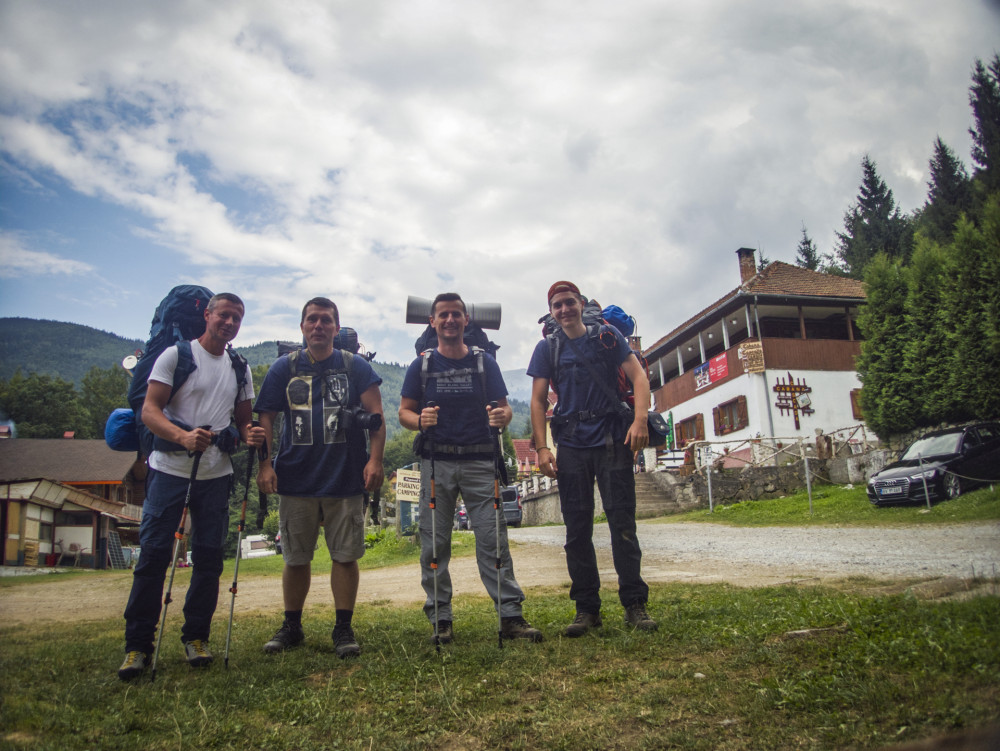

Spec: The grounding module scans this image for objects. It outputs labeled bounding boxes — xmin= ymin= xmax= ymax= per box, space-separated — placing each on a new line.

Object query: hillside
xmin=0 ymin=318 xmax=530 ymax=438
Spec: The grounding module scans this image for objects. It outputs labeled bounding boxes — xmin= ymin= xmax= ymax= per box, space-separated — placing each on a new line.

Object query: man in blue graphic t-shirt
xmin=255 ymin=297 xmax=385 ymax=658
xmin=399 ymin=292 xmax=542 ymax=645
xmin=527 ymin=281 xmax=658 ymax=638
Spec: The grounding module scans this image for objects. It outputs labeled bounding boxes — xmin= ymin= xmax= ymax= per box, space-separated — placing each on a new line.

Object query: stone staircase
xmin=634 ymin=472 xmax=686 ymax=518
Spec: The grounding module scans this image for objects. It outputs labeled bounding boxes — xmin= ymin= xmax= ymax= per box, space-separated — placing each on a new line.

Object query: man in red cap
xmin=527 ymin=281 xmax=657 ymax=637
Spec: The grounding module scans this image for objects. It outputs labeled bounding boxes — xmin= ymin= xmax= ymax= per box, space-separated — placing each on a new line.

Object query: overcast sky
xmin=1 ymin=0 xmax=997 ymax=371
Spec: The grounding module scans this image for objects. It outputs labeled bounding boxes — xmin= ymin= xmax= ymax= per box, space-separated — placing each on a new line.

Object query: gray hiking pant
xmin=418 ymin=457 xmax=526 ymax=622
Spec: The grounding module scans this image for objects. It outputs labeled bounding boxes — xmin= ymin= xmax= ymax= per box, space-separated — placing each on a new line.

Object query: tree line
xmin=793 ymin=55 xmax=1000 ymax=437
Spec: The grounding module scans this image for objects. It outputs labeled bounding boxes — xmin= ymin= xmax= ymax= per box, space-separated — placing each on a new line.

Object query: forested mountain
xmin=0 ymin=318 xmax=145 ymax=385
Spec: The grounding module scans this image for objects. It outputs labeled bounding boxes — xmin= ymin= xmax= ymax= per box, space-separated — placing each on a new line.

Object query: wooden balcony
xmin=652 ymin=338 xmax=862 ymax=412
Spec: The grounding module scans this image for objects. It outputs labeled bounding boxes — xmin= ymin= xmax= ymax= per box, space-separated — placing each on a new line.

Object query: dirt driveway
xmin=2 ymin=520 xmax=997 ymax=626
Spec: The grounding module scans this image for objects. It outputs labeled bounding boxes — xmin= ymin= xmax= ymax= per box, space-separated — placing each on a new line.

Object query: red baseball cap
xmin=547 ymin=280 xmax=580 ymax=303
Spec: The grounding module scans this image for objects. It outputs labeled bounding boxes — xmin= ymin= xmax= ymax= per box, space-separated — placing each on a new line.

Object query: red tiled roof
xmin=512 ymin=439 xmax=538 ymax=466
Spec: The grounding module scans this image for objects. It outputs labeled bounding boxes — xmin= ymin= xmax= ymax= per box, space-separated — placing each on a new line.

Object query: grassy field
xmin=667 ymin=481 xmax=1000 ymax=526
xmin=1 ymin=485 xmax=998 ymax=750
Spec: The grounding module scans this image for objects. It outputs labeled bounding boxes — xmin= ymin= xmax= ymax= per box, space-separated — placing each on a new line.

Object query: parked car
xmin=501 ymin=486 xmax=522 ymax=527
xmin=454 ymin=502 xmax=470 ymax=530
xmin=867 ymin=422 xmax=1000 ymax=506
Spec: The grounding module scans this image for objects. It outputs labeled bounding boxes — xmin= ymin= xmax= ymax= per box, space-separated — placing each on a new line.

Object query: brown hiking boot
xmin=500 ymin=616 xmax=544 ymax=642
xmin=624 ymin=603 xmax=658 ymax=632
xmin=564 ymin=612 xmax=602 ymax=638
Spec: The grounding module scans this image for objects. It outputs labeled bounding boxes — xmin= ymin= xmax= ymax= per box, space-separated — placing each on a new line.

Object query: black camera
xmin=340 ymin=405 xmax=383 ymax=434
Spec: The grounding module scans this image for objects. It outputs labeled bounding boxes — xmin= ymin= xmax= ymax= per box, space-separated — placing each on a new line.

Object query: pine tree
xmin=856 ymin=254 xmax=914 ymax=435
xmin=900 ymin=237 xmax=952 ymax=425
xmin=836 ymin=155 xmax=912 ymax=278
xmin=918 ymin=137 xmax=972 ymax=244
xmin=943 ymin=203 xmax=1000 ymax=421
xmin=794 ymin=225 xmax=821 ymax=270
xmin=969 ymin=54 xmax=1000 ymax=193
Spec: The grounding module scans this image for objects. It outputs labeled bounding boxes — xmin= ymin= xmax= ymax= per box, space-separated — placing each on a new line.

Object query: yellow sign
xmin=737 ymin=341 xmax=765 ymax=374
xmin=395 ymin=468 xmax=422 ymax=503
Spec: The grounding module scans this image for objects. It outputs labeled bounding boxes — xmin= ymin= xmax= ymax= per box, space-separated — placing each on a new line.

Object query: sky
xmin=1 ymin=0 xmax=998 ymax=372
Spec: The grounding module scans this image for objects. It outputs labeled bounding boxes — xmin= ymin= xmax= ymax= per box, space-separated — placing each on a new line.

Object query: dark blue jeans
xmin=556 ymin=442 xmax=649 ymax=614
xmin=123 ymin=469 xmax=230 ymax=654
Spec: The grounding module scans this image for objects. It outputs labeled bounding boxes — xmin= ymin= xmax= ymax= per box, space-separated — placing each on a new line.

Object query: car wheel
xmin=943 ymin=472 xmax=962 ymax=500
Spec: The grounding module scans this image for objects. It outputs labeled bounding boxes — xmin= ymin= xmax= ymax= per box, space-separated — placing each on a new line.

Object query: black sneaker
xmin=263 ymin=621 xmax=304 ymax=653
xmin=564 ymin=612 xmax=602 ymax=638
xmin=332 ymin=625 xmax=361 ymax=659
xmin=430 ymin=620 xmax=454 ymax=645
xmin=117 ymin=651 xmax=149 ymax=681
xmin=182 ymin=639 xmax=214 ymax=667
xmin=501 ymin=616 xmax=544 ymax=642
xmin=624 ymin=603 xmax=658 ymax=632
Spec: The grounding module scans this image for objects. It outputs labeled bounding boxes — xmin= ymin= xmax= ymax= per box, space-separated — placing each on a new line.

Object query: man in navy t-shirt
xmin=400 ymin=292 xmax=541 ymax=645
xmin=527 ymin=281 xmax=658 ymax=637
xmin=255 ymin=297 xmax=385 ymax=658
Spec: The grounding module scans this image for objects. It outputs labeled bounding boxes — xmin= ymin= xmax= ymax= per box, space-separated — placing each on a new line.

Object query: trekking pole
xmin=224 ymin=421 xmax=266 ymax=668
xmin=151 ymin=427 xmax=210 ymax=682
xmin=488 ymin=401 xmax=504 ymax=650
xmin=426 ymin=401 xmax=441 ymax=651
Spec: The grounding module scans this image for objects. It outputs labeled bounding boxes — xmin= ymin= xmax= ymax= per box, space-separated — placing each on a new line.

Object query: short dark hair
xmin=207 ymin=293 xmax=244 ymax=312
xmin=430 ymin=292 xmax=467 ymax=318
xmin=301 ymin=297 xmax=339 ymax=326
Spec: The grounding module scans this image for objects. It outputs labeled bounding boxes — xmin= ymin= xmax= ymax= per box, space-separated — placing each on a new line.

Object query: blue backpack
xmin=105 ymin=285 xmax=247 ymax=455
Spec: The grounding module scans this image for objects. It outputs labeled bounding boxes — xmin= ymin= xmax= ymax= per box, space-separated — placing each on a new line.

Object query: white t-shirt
xmin=147 ymin=340 xmax=255 ymax=479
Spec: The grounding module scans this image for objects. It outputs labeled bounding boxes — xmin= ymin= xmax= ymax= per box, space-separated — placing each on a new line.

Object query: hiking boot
xmin=183 ymin=639 xmax=214 ymax=667
xmin=117 ymin=651 xmax=149 ymax=681
xmin=564 ymin=612 xmax=602 ymax=638
xmin=501 ymin=616 xmax=544 ymax=642
xmin=332 ymin=625 xmax=361 ymax=659
xmin=624 ymin=603 xmax=658 ymax=632
xmin=430 ymin=620 xmax=453 ymax=645
xmin=263 ymin=621 xmax=304 ymax=653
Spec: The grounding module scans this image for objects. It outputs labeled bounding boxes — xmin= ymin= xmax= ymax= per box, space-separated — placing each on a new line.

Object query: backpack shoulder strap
xmin=226 ymin=345 xmax=249 ymax=390
xmin=470 ymin=346 xmax=486 ymax=396
xmin=169 ymin=340 xmax=197 ymax=403
xmin=418 ymin=349 xmax=433 ymax=405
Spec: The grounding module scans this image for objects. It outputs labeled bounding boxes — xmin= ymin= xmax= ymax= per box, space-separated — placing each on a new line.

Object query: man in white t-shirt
xmin=118 ymin=293 xmax=266 ymax=681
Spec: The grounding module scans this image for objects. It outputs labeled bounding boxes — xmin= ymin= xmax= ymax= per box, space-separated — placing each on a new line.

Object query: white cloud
xmin=0 ymin=232 xmax=95 ymax=278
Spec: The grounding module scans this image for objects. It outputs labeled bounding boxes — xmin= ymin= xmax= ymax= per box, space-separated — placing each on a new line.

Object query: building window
xmin=675 ymin=413 xmax=705 ymax=448
xmin=850 ymin=389 xmax=863 ymax=420
xmin=713 ymin=395 xmax=749 ymax=436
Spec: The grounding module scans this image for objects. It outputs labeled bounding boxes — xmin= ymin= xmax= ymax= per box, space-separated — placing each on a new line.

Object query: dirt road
xmin=2 ymin=520 xmax=997 ymax=626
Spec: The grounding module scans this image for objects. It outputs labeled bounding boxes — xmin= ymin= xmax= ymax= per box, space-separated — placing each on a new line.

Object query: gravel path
xmin=510 ymin=519 xmax=1000 ymax=582
xmin=2 ymin=520 xmax=998 ymax=625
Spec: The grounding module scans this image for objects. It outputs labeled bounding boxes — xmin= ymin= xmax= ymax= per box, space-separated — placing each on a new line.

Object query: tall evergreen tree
xmin=79 ymin=365 xmax=130 ymax=439
xmin=918 ymin=137 xmax=972 ymax=244
xmin=969 ymin=54 xmax=1000 ymax=194
xmin=943 ymin=203 xmax=1000 ymax=421
xmin=900 ymin=237 xmax=952 ymax=425
xmin=836 ymin=155 xmax=912 ymax=278
xmin=794 ymin=225 xmax=821 ymax=270
xmin=856 ymin=254 xmax=913 ymax=436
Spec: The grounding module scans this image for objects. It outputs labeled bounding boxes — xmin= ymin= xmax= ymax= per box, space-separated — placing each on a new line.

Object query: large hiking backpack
xmin=413 ymin=322 xmax=499 ymax=359
xmin=105 ymin=285 xmax=247 ymax=455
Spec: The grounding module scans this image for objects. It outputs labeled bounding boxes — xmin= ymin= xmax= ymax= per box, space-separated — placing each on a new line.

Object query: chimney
xmin=736 ymin=247 xmax=757 ymax=284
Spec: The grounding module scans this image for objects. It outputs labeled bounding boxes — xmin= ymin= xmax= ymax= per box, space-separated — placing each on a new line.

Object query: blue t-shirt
xmin=254 ymin=350 xmax=382 ymax=497
xmin=401 ymin=349 xmax=507 ymax=454
xmin=526 ymin=325 xmax=631 ymax=449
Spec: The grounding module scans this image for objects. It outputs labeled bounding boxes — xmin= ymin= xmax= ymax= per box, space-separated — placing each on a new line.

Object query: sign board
xmin=737 ymin=341 xmax=766 ymax=374
xmin=395 ymin=469 xmax=422 ymax=503
xmin=695 ymin=352 xmax=730 ymax=391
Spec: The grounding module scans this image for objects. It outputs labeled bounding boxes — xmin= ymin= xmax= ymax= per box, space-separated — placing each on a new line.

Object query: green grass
xmin=1 ymin=582 xmax=997 ymax=750
xmin=664 ymin=482 xmax=1000 ymax=527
